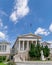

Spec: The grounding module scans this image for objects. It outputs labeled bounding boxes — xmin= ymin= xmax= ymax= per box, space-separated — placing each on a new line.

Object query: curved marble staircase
xmin=13 ymin=53 xmax=25 ymax=62
xmin=13 ymin=52 xmax=28 ymax=62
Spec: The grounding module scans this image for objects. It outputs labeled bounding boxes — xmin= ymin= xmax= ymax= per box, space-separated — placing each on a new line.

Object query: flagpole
xmin=30 ymin=23 xmax=32 ymax=33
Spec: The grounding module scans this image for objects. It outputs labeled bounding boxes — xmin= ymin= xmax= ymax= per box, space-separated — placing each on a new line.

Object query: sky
xmin=0 ymin=0 xmax=52 ymax=46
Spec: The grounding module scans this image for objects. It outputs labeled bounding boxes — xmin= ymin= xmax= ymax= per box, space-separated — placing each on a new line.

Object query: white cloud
xmin=10 ymin=0 xmax=29 ymax=23
xmin=0 ymin=19 xmax=8 ymax=39
xmin=35 ymin=27 xmax=50 ymax=36
xmin=0 ymin=19 xmax=8 ymax=30
xmin=49 ymin=23 xmax=52 ymax=32
xmin=0 ymin=32 xmax=5 ymax=39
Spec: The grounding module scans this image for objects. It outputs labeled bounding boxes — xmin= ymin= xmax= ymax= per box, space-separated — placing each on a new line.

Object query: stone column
xmin=32 ymin=41 xmax=34 ymax=44
xmin=27 ymin=41 xmax=29 ymax=51
xmin=36 ymin=40 xmax=37 ymax=45
xmin=19 ymin=41 xmax=20 ymax=51
xmin=39 ymin=41 xmax=41 ymax=46
xmin=32 ymin=41 xmax=33 ymax=44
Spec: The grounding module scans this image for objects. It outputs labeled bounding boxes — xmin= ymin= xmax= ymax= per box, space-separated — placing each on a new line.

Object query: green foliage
xmin=29 ymin=43 xmax=35 ymax=57
xmin=29 ymin=40 xmax=50 ymax=60
xmin=43 ymin=45 xmax=50 ymax=57
xmin=29 ymin=40 xmax=41 ymax=60
xmin=7 ymin=62 xmax=15 ymax=65
xmin=41 ymin=45 xmax=44 ymax=50
xmin=35 ymin=43 xmax=41 ymax=58
xmin=3 ymin=56 xmax=6 ymax=61
xmin=0 ymin=63 xmax=7 ymax=65
xmin=0 ymin=56 xmax=6 ymax=62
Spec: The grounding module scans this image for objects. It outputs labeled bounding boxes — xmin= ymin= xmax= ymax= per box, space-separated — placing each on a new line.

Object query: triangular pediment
xmin=18 ymin=33 xmax=41 ymax=39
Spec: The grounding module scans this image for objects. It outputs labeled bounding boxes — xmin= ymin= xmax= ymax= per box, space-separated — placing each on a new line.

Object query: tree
xmin=29 ymin=40 xmax=50 ymax=60
xmin=43 ymin=45 xmax=50 ymax=57
xmin=29 ymin=43 xmax=35 ymax=57
xmin=29 ymin=40 xmax=41 ymax=60
xmin=35 ymin=40 xmax=41 ymax=58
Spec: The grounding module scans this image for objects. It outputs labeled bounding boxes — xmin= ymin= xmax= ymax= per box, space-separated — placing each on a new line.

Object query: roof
xmin=42 ymin=41 xmax=50 ymax=45
xmin=0 ymin=41 xmax=10 ymax=45
xmin=18 ymin=33 xmax=42 ymax=39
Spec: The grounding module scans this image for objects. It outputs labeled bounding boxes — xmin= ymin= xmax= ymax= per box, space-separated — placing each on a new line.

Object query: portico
xmin=12 ymin=33 xmax=41 ymax=53
xmin=18 ymin=39 xmax=38 ymax=52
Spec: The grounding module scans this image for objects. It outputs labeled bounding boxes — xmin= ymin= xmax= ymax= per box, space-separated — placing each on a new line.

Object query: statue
xmin=41 ymin=50 xmax=45 ymax=61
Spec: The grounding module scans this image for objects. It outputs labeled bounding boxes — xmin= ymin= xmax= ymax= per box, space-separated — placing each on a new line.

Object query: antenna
xmin=30 ymin=23 xmax=32 ymax=33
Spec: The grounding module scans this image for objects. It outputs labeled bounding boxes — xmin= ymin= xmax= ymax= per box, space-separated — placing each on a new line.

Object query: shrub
xmin=29 ymin=40 xmax=50 ymax=60
xmin=7 ymin=62 xmax=15 ymax=65
xmin=0 ymin=56 xmax=6 ymax=62
xmin=29 ymin=40 xmax=41 ymax=60
xmin=29 ymin=43 xmax=35 ymax=57
xmin=43 ymin=45 xmax=50 ymax=57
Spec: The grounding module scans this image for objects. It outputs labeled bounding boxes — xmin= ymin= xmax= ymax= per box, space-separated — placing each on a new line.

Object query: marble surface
xmin=15 ymin=61 xmax=52 ymax=65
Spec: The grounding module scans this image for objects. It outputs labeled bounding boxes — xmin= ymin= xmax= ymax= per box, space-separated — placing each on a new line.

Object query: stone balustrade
xmin=15 ymin=61 xmax=52 ymax=65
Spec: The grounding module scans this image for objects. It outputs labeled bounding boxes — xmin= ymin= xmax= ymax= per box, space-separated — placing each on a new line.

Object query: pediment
xmin=19 ymin=33 xmax=41 ymax=39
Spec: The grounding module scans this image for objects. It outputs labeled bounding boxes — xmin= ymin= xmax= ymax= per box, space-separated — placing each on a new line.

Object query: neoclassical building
xmin=12 ymin=33 xmax=42 ymax=61
xmin=0 ymin=41 xmax=10 ymax=60
xmin=42 ymin=41 xmax=52 ymax=54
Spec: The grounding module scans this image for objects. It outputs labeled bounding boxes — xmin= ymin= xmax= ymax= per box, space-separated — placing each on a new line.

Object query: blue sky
xmin=0 ymin=0 xmax=52 ymax=46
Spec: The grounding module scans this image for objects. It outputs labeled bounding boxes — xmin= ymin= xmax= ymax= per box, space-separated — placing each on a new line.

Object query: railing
xmin=15 ymin=61 xmax=52 ymax=65
xmin=10 ymin=49 xmax=18 ymax=55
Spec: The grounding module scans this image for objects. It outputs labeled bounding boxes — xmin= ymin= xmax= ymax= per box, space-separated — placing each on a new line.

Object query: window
xmin=20 ymin=41 xmax=23 ymax=51
xmin=2 ymin=45 xmax=7 ymax=52
xmin=0 ymin=45 xmax=7 ymax=52
xmin=5 ymin=45 xmax=6 ymax=51
xmin=29 ymin=41 xmax=32 ymax=48
xmin=33 ymin=41 xmax=36 ymax=46
xmin=2 ymin=45 xmax=4 ymax=51
xmin=24 ymin=41 xmax=27 ymax=50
